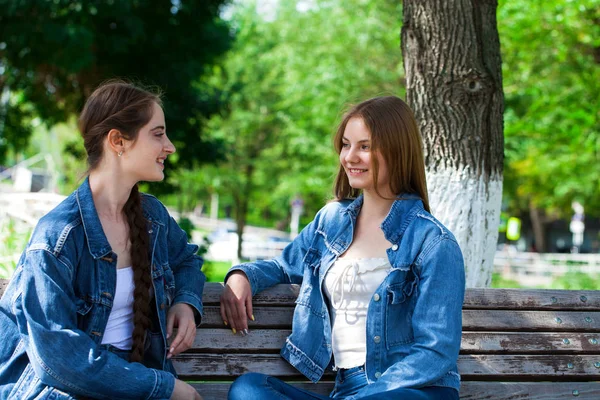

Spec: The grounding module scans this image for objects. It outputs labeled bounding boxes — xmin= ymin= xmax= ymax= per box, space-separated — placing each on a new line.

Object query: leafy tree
xmin=198 ymin=0 xmax=403 ymax=259
xmin=0 ymin=0 xmax=232 ymax=170
xmin=499 ymin=0 xmax=600 ymax=250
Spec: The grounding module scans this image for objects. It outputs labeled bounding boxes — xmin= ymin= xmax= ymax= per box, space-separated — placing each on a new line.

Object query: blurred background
xmin=1 ymin=0 xmax=599 ymax=288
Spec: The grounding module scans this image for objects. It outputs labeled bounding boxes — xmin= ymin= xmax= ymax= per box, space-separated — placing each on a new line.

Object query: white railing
xmin=493 ymin=250 xmax=600 ymax=286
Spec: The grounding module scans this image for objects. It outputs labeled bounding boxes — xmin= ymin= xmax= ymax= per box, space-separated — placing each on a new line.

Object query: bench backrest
xmin=1 ymin=279 xmax=600 ymax=399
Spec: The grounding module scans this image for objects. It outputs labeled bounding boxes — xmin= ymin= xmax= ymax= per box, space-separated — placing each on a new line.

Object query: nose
xmin=344 ymin=145 xmax=359 ymax=163
xmin=164 ymin=135 xmax=176 ymax=154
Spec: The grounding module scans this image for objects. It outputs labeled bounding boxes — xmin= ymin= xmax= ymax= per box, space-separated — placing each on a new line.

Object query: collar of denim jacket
xmin=343 ymin=193 xmax=425 ymax=244
xmin=75 ymin=176 xmax=113 ymax=259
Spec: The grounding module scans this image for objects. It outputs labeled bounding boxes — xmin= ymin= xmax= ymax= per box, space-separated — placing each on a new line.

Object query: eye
xmin=341 ymin=142 xmax=350 ymax=148
xmin=361 ymin=144 xmax=370 ymax=150
xmin=155 ymin=132 xmax=165 ymax=137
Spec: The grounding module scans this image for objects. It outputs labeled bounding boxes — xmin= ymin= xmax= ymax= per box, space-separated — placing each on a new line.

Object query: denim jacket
xmin=229 ymin=195 xmax=465 ymax=396
xmin=0 ymin=178 xmax=205 ymax=400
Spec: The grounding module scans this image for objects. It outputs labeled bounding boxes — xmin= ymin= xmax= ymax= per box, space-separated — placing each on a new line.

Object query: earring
xmin=118 ymin=151 xmax=123 ymax=157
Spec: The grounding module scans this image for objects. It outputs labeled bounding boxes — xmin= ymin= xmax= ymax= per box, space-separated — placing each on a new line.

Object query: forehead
xmin=148 ymin=102 xmax=165 ymax=125
xmin=343 ymin=117 xmax=371 ymax=141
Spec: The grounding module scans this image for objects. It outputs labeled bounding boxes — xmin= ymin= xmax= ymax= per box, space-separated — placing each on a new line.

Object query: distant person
xmin=221 ymin=96 xmax=465 ymax=399
xmin=0 ymin=81 xmax=204 ymax=399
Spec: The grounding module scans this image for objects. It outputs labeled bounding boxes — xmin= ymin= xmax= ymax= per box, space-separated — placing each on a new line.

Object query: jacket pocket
xmin=385 ymin=274 xmax=418 ymax=348
xmin=75 ymin=298 xmax=102 ymax=341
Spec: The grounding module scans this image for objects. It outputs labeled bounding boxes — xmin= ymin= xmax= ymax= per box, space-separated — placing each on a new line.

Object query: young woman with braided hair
xmin=0 ymin=81 xmax=205 ymax=399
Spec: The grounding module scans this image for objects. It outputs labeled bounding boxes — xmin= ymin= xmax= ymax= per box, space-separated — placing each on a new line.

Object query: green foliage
xmin=499 ymin=0 xmax=600 ymax=217
xmin=0 ymin=0 xmax=233 ymax=169
xmin=550 ymin=271 xmax=600 ymax=290
xmin=0 ymin=220 xmax=30 ymax=279
xmin=178 ymin=217 xmax=195 ymax=241
xmin=202 ymin=260 xmax=232 ymax=282
xmin=191 ymin=0 xmax=404 ymax=233
xmin=490 ymin=272 xmax=522 ymax=288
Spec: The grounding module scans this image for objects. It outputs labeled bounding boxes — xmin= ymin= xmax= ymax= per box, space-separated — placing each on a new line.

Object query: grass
xmin=202 ymin=260 xmax=233 ymax=282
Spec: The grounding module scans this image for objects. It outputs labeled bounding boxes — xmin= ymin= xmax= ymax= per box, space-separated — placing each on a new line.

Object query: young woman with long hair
xmin=221 ymin=96 xmax=465 ymax=400
xmin=0 ymin=81 xmax=204 ymax=399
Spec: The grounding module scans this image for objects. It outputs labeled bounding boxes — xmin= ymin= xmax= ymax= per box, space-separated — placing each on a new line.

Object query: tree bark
xmin=402 ymin=0 xmax=504 ymax=287
xmin=529 ymin=202 xmax=546 ymax=253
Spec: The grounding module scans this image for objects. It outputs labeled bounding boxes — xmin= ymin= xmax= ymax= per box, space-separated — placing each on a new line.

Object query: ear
xmin=106 ymin=129 xmax=124 ymax=155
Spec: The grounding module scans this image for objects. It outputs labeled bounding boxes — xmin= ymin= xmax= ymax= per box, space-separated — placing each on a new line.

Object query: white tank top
xmin=323 ymin=258 xmax=391 ymax=368
xmin=101 ymin=267 xmax=135 ymax=350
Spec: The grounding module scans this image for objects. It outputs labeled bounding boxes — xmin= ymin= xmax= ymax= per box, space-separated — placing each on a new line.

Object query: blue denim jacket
xmin=0 ymin=178 xmax=205 ymax=400
xmin=229 ymin=195 xmax=465 ymax=395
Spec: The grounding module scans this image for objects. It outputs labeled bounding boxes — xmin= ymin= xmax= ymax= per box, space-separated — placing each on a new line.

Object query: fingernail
xmin=170 ymin=347 xmax=174 ymax=353
xmin=251 ymin=314 xmax=255 ymax=321
xmin=242 ymin=329 xmax=249 ymax=336
xmin=232 ymin=328 xmax=237 ymax=334
xmin=167 ymin=333 xmax=171 ymax=339
xmin=224 ymin=320 xmax=228 ymax=326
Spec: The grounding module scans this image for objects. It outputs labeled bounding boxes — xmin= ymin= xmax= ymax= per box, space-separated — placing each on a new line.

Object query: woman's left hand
xmin=166 ymin=303 xmax=197 ymax=359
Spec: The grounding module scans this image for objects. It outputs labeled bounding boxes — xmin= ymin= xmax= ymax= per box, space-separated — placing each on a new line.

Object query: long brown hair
xmin=79 ymin=80 xmax=161 ymax=362
xmin=333 ymin=96 xmax=430 ymax=212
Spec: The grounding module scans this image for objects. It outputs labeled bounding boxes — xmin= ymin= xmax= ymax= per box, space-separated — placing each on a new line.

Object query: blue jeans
xmin=228 ymin=366 xmax=460 ymax=400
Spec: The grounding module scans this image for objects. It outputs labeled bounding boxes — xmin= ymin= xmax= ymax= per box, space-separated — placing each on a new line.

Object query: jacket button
xmin=373 ymin=293 xmax=380 ymax=302
xmin=374 ymin=371 xmax=382 ymax=379
xmin=160 ymin=303 xmax=166 ymax=310
xmin=373 ymin=336 xmax=381 ymax=344
xmin=391 ymin=244 xmax=399 ymax=251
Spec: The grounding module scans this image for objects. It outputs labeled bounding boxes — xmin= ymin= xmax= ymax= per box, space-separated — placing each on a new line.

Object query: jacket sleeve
xmin=164 ymin=212 xmax=206 ymax=326
xmin=351 ymin=236 xmax=465 ymax=397
xmin=225 ymin=206 xmax=326 ymax=296
xmin=16 ymin=248 xmax=175 ymax=400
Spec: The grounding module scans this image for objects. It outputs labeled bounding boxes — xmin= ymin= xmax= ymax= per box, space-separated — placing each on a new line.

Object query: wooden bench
xmin=1 ymin=279 xmax=599 ymax=399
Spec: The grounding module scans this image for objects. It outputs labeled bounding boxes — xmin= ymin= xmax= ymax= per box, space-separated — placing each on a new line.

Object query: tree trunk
xmin=529 ymin=202 xmax=546 ymax=253
xmin=234 ymin=164 xmax=255 ymax=261
xmin=402 ymin=0 xmax=504 ymax=287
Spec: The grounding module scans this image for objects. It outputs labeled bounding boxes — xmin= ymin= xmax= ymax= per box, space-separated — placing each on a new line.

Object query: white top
xmin=101 ymin=267 xmax=135 ymax=350
xmin=323 ymin=257 xmax=391 ymax=368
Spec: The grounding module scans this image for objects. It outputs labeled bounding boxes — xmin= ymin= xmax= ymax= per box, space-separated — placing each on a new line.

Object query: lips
xmin=347 ymin=168 xmax=368 ymax=174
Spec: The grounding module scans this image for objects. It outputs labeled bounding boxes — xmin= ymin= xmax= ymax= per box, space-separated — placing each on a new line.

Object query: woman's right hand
xmin=220 ymin=271 xmax=254 ymax=334
xmin=171 ymin=379 xmax=202 ymax=400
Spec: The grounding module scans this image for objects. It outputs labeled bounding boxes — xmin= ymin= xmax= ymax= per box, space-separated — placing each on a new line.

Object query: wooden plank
xmin=200 ymin=306 xmax=600 ymax=331
xmin=200 ymin=283 xmax=600 ymax=310
xmin=192 ymin=329 xmax=290 ymax=353
xmin=174 ymin=354 xmax=600 ymax=380
xmin=464 ymin=288 xmax=600 ymax=310
xmin=2 ymin=280 xmax=600 ymax=311
xmin=190 ymin=382 xmax=600 ymax=400
xmin=459 ymin=381 xmax=600 ymax=399
xmin=202 ymin=306 xmax=293 ymax=328
xmin=190 ymin=329 xmax=600 ymax=354
xmin=460 ymin=332 xmax=600 ymax=354
xmin=202 ymin=283 xmax=300 ymax=306
xmin=462 ymin=310 xmax=600 ymax=332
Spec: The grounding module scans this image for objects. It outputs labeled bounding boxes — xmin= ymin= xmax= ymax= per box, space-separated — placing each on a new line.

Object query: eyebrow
xmin=342 ymin=137 xmax=370 ymax=143
xmin=150 ymin=125 xmax=165 ymax=131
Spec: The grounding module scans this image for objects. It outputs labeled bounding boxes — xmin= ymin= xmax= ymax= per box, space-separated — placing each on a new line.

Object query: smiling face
xmin=339 ymin=117 xmax=391 ymax=197
xmin=122 ymin=102 xmax=175 ymax=182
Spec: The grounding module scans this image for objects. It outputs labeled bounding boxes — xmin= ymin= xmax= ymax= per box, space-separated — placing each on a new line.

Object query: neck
xmin=360 ymin=190 xmax=395 ymax=220
xmin=89 ymin=169 xmax=135 ymax=220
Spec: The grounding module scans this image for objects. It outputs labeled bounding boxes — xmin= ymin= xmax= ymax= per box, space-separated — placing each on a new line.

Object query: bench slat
xmin=3 ymin=281 xmax=600 ymax=311
xmin=189 ymin=329 xmax=600 ymax=354
xmin=201 ymin=284 xmax=600 ymax=310
xmin=200 ymin=307 xmax=600 ymax=331
xmin=190 ymin=381 xmax=600 ymax=400
xmin=174 ymin=353 xmax=600 ymax=380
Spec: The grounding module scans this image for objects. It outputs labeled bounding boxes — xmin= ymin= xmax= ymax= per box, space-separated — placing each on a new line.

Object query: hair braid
xmin=125 ymin=184 xmax=152 ymax=363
